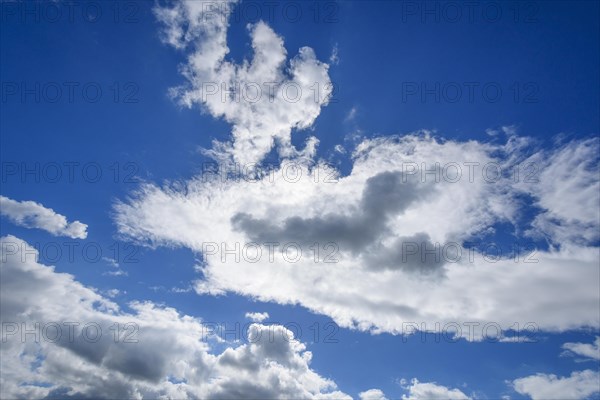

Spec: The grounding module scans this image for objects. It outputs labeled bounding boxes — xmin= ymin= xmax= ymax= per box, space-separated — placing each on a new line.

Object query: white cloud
xmin=562 ymin=337 xmax=600 ymax=361
xmin=520 ymin=137 xmax=600 ymax=246
xmin=513 ymin=370 xmax=600 ymax=400
xmin=0 ymin=195 xmax=87 ymax=239
xmin=154 ymin=0 xmax=332 ymax=165
xmin=329 ymin=43 xmax=339 ymax=65
xmin=359 ymin=388 xmax=388 ymax=400
xmin=334 ymin=144 xmax=346 ymax=154
xmin=104 ymin=289 xmax=121 ymax=298
xmin=170 ymin=285 xmax=193 ymax=294
xmin=345 ymin=107 xmax=357 ymax=122
xmin=112 ymin=0 xmax=600 ymax=344
xmin=0 ymin=235 xmax=349 ymax=399
xmin=401 ymin=379 xmax=470 ymax=400
xmin=102 ymin=257 xmax=119 ymax=268
xmin=245 ymin=312 xmax=269 ymax=322
xmin=103 ymin=269 xmax=128 ymax=277
xmin=114 ymin=132 xmax=600 ymax=339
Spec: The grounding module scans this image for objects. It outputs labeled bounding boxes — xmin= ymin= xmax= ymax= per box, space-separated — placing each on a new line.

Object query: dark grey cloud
xmin=232 ymin=171 xmax=446 ymax=274
xmin=232 ymin=171 xmax=430 ymax=249
xmin=363 ymin=233 xmax=447 ymax=276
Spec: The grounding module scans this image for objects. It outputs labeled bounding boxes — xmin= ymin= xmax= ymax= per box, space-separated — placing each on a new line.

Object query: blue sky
xmin=1 ymin=1 xmax=599 ymax=399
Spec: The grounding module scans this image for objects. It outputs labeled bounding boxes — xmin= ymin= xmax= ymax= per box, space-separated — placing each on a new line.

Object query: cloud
xmin=104 ymin=289 xmax=121 ymax=298
xmin=102 ymin=257 xmax=119 ymax=268
xmin=103 ymin=269 xmax=128 ymax=277
xmin=519 ymin=137 xmax=600 ymax=246
xmin=102 ymin=257 xmax=128 ymax=277
xmin=359 ymin=388 xmax=388 ymax=400
xmin=114 ymin=132 xmax=600 ymax=339
xmin=154 ymin=0 xmax=332 ymax=165
xmin=0 ymin=235 xmax=349 ymax=399
xmin=230 ymin=170 xmax=440 ymax=274
xmin=512 ymin=370 xmax=600 ymax=400
xmin=245 ymin=312 xmax=269 ymax=322
xmin=345 ymin=107 xmax=357 ymax=122
xmin=401 ymin=378 xmax=470 ymax=400
xmin=112 ymin=0 xmax=600 ymax=342
xmin=0 ymin=195 xmax=88 ymax=239
xmin=329 ymin=43 xmax=339 ymax=65
xmin=334 ymin=144 xmax=346 ymax=154
xmin=562 ymin=337 xmax=600 ymax=361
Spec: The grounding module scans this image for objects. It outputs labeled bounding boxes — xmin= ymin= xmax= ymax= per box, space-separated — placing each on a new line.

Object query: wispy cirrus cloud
xmin=520 ymin=138 xmax=600 ymax=245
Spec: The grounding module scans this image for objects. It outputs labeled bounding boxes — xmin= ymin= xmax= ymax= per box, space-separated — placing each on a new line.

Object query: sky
xmin=1 ymin=0 xmax=599 ymax=399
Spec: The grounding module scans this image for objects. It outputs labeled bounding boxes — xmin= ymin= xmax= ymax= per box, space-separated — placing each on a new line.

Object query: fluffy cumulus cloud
xmin=0 ymin=195 xmax=87 ymax=239
xmin=245 ymin=311 xmax=270 ymax=322
xmin=358 ymin=388 xmax=388 ymax=400
xmin=401 ymin=379 xmax=470 ymax=400
xmin=115 ymin=132 xmax=600 ymax=339
xmin=512 ymin=370 xmax=600 ymax=400
xmin=112 ymin=1 xmax=600 ymax=341
xmin=562 ymin=336 xmax=600 ymax=361
xmin=154 ymin=0 xmax=332 ymax=165
xmin=0 ymin=235 xmax=349 ymax=399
